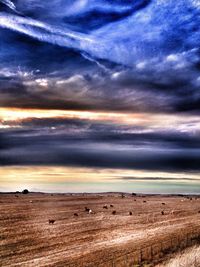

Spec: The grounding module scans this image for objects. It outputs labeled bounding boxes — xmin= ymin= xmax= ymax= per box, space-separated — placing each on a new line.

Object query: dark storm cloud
xmin=1 ymin=56 xmax=200 ymax=113
xmin=1 ymin=138 xmax=200 ymax=172
xmin=1 ymin=121 xmax=200 ymax=172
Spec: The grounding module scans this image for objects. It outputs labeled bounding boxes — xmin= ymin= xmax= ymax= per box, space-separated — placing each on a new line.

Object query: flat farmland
xmin=0 ymin=193 xmax=200 ymax=267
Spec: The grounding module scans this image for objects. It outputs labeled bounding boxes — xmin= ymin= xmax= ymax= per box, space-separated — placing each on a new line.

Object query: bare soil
xmin=0 ymin=193 xmax=200 ymax=267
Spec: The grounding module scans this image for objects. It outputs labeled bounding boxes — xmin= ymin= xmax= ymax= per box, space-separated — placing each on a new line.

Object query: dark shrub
xmin=22 ymin=189 xmax=29 ymax=194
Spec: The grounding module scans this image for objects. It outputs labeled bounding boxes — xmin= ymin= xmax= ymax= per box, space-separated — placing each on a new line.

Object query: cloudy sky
xmin=0 ymin=0 xmax=200 ymax=193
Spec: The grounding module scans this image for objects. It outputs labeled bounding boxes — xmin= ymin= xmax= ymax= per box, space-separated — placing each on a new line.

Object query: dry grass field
xmin=0 ymin=193 xmax=200 ymax=267
xmin=156 ymin=245 xmax=200 ymax=267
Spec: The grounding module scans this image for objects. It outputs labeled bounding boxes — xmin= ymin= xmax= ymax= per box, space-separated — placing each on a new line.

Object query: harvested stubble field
xmin=156 ymin=245 xmax=200 ymax=267
xmin=0 ymin=193 xmax=200 ymax=267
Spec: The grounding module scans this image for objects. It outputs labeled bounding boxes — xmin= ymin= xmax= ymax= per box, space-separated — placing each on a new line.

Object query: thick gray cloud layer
xmin=1 ymin=118 xmax=200 ymax=172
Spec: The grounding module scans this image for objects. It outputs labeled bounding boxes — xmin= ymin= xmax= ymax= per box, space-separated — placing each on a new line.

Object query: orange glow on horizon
xmin=0 ymin=107 xmax=145 ymax=124
xmin=1 ymin=107 xmax=200 ymax=133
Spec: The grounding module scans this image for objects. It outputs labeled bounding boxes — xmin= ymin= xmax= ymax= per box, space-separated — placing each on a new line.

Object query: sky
xmin=0 ymin=0 xmax=200 ymax=193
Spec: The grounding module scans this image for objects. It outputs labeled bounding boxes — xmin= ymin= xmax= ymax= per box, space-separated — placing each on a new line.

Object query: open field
xmin=0 ymin=193 xmax=200 ymax=267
